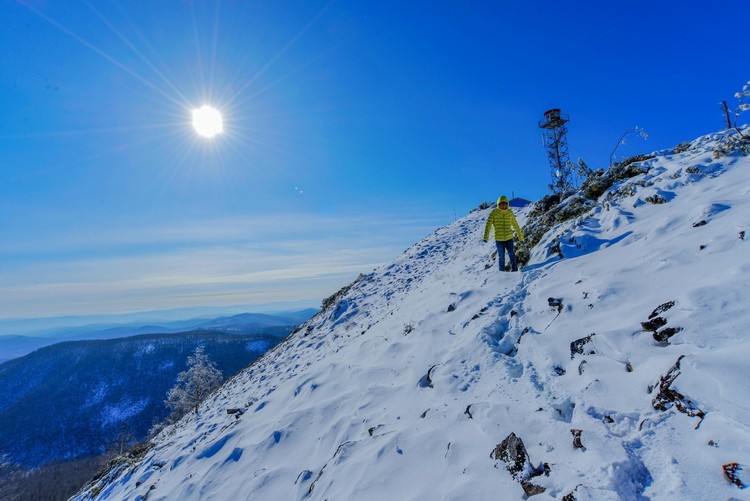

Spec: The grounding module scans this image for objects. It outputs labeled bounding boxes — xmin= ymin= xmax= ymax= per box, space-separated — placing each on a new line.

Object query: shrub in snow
xmin=645 ymin=194 xmax=668 ymax=205
xmin=516 ymin=155 xmax=654 ymax=267
xmin=516 ymin=195 xmax=593 ymax=266
xmin=321 ymin=274 xmax=367 ymax=311
xmin=581 ymin=159 xmax=649 ymax=200
xmin=672 ymin=141 xmax=693 ymax=154
xmin=86 ymin=441 xmax=155 ymax=499
xmin=613 ymin=153 xmax=656 ymax=170
xmin=609 ymin=127 xmax=649 ymax=168
xmin=165 ymin=347 xmax=223 ymax=419
xmin=714 ymin=81 xmax=750 ymax=158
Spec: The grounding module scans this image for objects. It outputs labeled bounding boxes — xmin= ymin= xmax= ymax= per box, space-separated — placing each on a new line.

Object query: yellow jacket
xmin=483 ymin=197 xmax=524 ymax=242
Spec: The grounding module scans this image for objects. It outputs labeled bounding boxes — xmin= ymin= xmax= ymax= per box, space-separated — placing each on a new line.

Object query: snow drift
xmin=75 ymin=130 xmax=750 ymax=500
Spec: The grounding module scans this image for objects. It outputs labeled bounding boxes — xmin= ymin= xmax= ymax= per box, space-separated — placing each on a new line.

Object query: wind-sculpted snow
xmin=74 ymin=131 xmax=750 ymax=500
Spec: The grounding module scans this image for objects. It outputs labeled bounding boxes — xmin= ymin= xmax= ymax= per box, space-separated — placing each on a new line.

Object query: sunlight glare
xmin=192 ymin=105 xmax=224 ymax=138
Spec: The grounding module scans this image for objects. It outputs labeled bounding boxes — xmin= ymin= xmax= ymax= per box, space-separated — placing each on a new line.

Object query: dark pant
xmin=495 ymin=239 xmax=518 ymax=271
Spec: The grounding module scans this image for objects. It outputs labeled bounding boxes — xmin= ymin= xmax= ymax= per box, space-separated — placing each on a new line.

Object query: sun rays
xmin=14 ymin=0 xmax=335 ymax=182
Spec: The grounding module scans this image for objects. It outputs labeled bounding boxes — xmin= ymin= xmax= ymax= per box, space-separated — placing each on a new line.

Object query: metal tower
xmin=538 ymin=108 xmax=573 ymax=195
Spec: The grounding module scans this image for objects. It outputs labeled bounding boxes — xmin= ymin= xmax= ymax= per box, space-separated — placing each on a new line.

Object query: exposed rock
xmin=516 ymin=326 xmax=531 ymax=346
xmin=418 ymin=365 xmax=437 ymax=388
xmin=491 ymin=433 xmax=548 ymax=497
xmin=447 ymin=303 xmax=457 ymax=312
xmin=653 ymin=326 xmax=684 ymax=346
xmin=571 ymin=429 xmax=584 ymax=449
xmin=570 ymin=333 xmax=596 ymax=359
xmin=578 ymin=360 xmax=588 ymax=375
xmin=368 ymin=425 xmax=385 ymax=436
xmin=464 ymin=405 xmax=473 ymax=419
xmin=520 ymin=480 xmax=546 ymax=497
xmin=226 ymin=408 xmax=245 ymax=416
xmin=692 ymin=220 xmax=707 ymax=227
xmin=722 ymin=462 xmax=746 ymax=489
xmin=652 ymin=356 xmax=706 ymax=428
xmin=649 ymin=301 xmax=676 ymax=319
xmin=626 ymin=361 xmax=634 ymax=372
xmin=641 ymin=317 xmax=667 ymax=332
xmin=642 ymin=302 xmax=682 ymax=345
xmin=548 ymin=297 xmax=564 ymax=313
xmin=491 ymin=433 xmax=531 ymax=479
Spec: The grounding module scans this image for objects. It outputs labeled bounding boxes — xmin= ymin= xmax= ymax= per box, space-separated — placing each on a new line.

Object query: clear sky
xmin=1 ymin=0 xmax=748 ymax=323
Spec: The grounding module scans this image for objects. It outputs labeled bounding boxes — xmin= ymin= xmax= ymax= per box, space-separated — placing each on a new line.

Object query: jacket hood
xmin=497 ymin=196 xmax=509 ymax=208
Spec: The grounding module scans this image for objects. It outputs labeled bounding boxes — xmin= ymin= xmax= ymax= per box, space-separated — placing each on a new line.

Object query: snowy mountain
xmin=75 ymin=130 xmax=750 ymax=500
xmin=0 ymin=310 xmax=314 ymax=363
xmin=0 ymin=332 xmax=279 ymax=468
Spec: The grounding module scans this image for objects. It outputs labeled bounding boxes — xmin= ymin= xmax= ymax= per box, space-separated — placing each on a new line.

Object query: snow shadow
xmin=559 ymin=231 xmax=633 ymax=260
xmin=196 ymin=432 xmax=236 ymax=460
xmin=611 ymin=440 xmax=654 ymax=501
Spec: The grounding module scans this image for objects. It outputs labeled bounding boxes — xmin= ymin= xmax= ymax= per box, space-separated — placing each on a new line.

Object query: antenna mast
xmin=539 ymin=109 xmax=573 ymax=195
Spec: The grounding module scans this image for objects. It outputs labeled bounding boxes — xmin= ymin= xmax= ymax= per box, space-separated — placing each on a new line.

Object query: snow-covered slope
xmin=75 ymin=131 xmax=750 ymax=500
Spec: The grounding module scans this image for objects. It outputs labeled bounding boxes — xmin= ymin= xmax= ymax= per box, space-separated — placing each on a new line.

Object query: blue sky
xmin=1 ymin=1 xmax=748 ymax=324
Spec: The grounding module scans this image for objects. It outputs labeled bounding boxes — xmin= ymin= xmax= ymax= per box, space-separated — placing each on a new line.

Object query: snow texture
xmin=74 ymin=130 xmax=750 ymax=500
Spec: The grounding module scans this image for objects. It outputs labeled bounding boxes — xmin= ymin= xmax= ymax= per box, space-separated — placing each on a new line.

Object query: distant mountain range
xmin=0 ymin=330 xmax=286 ymax=469
xmin=0 ymin=309 xmax=317 ymax=364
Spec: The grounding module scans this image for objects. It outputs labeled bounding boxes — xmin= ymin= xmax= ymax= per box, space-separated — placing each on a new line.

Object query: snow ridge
xmin=75 ymin=131 xmax=750 ymax=500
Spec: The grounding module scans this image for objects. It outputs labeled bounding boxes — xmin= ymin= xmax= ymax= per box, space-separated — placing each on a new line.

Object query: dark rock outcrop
xmin=570 ymin=333 xmax=596 ymax=359
xmin=641 ymin=317 xmax=667 ymax=332
xmin=722 ymin=462 xmax=746 ymax=489
xmin=651 ymin=356 xmax=706 ymax=428
xmin=642 ymin=301 xmax=682 ymax=346
xmin=571 ymin=429 xmax=584 ymax=449
xmin=491 ymin=433 xmax=549 ymax=497
xmin=418 ymin=365 xmax=437 ymax=388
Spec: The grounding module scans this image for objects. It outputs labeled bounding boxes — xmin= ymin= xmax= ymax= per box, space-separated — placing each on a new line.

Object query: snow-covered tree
xmin=165 ymin=346 xmax=223 ymax=418
xmin=715 ymin=80 xmax=750 ymax=157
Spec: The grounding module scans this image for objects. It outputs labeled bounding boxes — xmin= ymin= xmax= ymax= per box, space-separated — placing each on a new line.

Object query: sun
xmin=191 ymin=105 xmax=224 ymax=138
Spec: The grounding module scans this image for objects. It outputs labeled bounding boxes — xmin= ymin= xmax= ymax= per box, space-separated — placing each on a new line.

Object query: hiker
xmin=483 ymin=195 xmax=524 ymax=271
